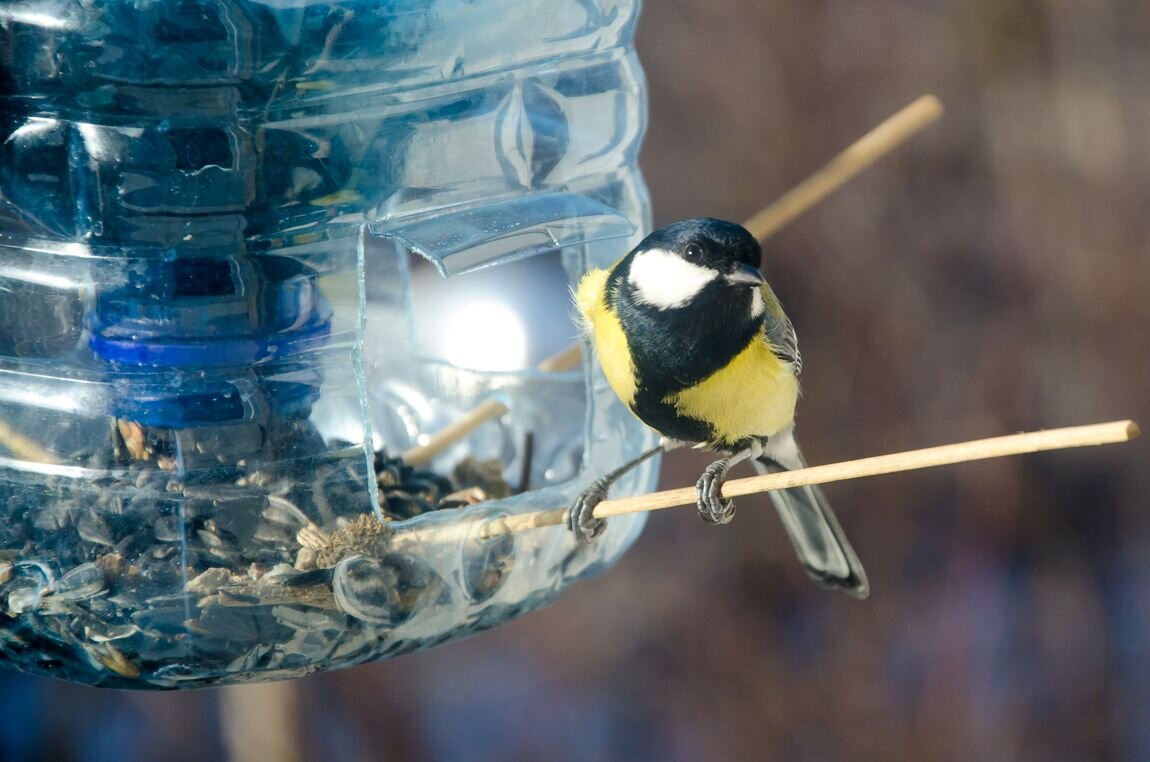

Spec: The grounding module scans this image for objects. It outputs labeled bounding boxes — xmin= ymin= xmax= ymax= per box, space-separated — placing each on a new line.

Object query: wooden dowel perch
xmin=403 ymin=398 xmax=509 ymax=467
xmin=480 ymin=420 xmax=1140 ymax=538
xmin=0 ymin=420 xmax=59 ymax=465
xmin=743 ymin=94 xmax=944 ymax=241
xmin=404 ymin=94 xmax=944 ymax=467
xmin=401 ymin=344 xmax=583 ymax=467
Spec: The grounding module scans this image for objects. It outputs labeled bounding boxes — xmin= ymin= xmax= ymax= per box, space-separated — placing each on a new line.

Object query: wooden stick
xmin=534 ymin=343 xmax=582 ymax=373
xmin=403 ymin=95 xmax=944 ymax=467
xmin=403 ymin=398 xmax=508 ymax=467
xmin=743 ymin=94 xmax=944 ymax=241
xmin=219 ymin=682 xmax=301 ymax=762
xmin=401 ymin=343 xmax=583 ymax=467
xmin=0 ymin=419 xmax=59 ymax=465
xmin=480 ymin=420 xmax=1139 ymax=538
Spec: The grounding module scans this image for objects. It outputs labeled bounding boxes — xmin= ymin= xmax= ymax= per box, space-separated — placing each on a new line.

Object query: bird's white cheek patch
xmin=750 ymin=288 xmax=765 ymax=318
xmin=628 ymin=249 xmax=719 ymax=309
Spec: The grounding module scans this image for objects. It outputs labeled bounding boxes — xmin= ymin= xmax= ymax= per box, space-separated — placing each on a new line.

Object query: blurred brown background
xmin=8 ymin=1 xmax=1150 ymax=760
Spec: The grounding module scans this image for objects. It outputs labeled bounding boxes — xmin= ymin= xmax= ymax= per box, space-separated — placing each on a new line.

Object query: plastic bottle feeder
xmin=0 ymin=0 xmax=656 ymax=688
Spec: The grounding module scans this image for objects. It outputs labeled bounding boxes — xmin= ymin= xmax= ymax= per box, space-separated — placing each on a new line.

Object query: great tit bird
xmin=568 ymin=218 xmax=868 ymax=598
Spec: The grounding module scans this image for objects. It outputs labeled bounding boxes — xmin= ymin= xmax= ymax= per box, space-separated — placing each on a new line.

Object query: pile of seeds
xmin=0 ymin=413 xmax=520 ymax=688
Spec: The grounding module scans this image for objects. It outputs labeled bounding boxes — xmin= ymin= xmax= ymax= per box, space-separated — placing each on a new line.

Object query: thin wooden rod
xmin=401 ymin=343 xmax=583 ymax=467
xmin=743 ymin=94 xmax=943 ymax=241
xmin=0 ymin=420 xmax=59 ymax=464
xmin=479 ymin=420 xmax=1139 ymax=538
xmin=534 ymin=344 xmax=582 ymax=373
xmin=402 ymin=398 xmax=508 ymax=467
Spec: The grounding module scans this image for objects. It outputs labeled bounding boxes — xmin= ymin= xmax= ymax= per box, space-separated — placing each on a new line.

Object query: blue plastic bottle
xmin=0 ymin=1 xmax=654 ymax=687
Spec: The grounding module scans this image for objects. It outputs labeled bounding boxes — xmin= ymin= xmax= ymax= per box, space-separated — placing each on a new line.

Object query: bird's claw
xmin=696 ymin=460 xmax=736 ymax=525
xmin=567 ymin=478 xmax=609 ymax=543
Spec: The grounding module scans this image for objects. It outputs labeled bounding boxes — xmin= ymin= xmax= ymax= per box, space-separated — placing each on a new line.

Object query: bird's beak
xmin=726 ymin=263 xmax=766 ymax=287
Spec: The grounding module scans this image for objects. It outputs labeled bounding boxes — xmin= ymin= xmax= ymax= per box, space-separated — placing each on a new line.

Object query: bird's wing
xmin=759 ymin=283 xmax=802 ymax=374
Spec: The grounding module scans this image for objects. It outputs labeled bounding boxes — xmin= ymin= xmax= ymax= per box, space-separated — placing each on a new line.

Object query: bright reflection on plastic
xmin=441 ymin=300 xmax=529 ymax=371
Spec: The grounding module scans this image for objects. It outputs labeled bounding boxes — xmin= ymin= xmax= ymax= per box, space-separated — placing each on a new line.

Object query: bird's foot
xmin=567 ymin=478 xmax=610 ymax=543
xmin=696 ymin=459 xmax=736 ymax=525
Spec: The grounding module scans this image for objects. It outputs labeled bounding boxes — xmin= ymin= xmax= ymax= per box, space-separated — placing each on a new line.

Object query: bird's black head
xmin=607 ymin=219 xmax=770 ymax=410
xmin=618 ymin=218 xmax=766 ymax=314
xmin=641 ymin=217 xmax=762 ymax=270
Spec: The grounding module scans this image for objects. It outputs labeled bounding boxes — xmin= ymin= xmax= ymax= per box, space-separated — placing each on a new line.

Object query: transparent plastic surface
xmin=0 ymin=0 xmax=654 ymax=688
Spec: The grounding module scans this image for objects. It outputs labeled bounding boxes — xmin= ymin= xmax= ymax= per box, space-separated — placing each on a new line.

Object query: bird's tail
xmin=754 ymin=429 xmax=869 ymax=599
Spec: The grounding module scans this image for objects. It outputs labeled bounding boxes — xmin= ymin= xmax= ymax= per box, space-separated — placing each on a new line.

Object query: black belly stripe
xmin=629 ymin=388 xmax=714 ymax=444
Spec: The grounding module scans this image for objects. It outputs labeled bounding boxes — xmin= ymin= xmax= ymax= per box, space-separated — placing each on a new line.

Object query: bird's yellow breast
xmin=667 ymin=339 xmax=799 ymax=444
xmin=575 ymin=267 xmax=637 ymax=406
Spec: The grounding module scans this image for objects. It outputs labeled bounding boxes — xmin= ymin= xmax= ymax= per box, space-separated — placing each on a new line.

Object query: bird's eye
xmin=684 ymin=243 xmax=703 ymax=261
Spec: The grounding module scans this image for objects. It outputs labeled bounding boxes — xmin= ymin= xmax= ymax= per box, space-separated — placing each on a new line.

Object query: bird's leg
xmin=696 ymin=440 xmax=764 ymax=525
xmin=567 ymin=441 xmax=670 ymax=543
